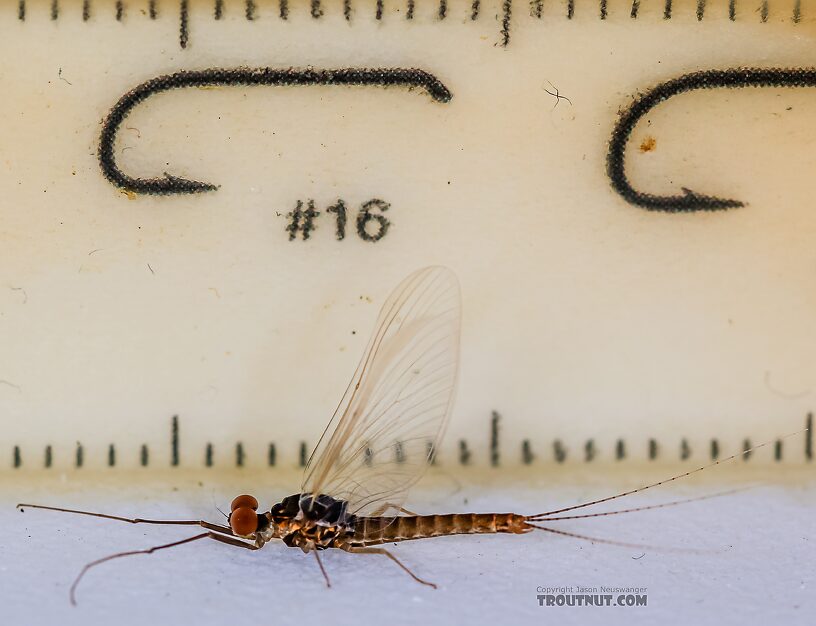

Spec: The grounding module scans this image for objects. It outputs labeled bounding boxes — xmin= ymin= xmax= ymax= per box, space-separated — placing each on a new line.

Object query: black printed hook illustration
xmin=607 ymin=68 xmax=816 ymax=212
xmin=99 ymin=67 xmax=452 ymax=195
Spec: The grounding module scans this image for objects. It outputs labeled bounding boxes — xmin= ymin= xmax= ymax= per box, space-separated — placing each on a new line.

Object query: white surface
xmin=2 ymin=468 xmax=814 ymax=625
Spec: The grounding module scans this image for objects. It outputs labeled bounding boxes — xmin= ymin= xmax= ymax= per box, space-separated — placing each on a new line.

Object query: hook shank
xmin=99 ymin=67 xmax=453 ymax=195
xmin=607 ymin=67 xmax=816 ymax=212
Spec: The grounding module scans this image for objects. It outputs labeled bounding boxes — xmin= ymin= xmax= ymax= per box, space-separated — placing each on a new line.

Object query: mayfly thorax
xmin=16 ymin=266 xmax=803 ymax=605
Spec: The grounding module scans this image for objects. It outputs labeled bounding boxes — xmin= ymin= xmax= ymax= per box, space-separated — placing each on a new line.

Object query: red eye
xmin=230 ymin=494 xmax=259 ymax=512
xmin=230 ymin=507 xmax=258 ymax=535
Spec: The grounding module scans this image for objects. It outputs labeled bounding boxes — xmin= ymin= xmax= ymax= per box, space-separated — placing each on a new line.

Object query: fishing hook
xmin=98 ymin=67 xmax=453 ymax=195
xmin=607 ymin=67 xmax=816 ymax=212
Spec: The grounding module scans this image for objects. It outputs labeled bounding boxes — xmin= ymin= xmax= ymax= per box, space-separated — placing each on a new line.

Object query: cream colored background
xmin=1 ymin=1 xmax=815 ymax=469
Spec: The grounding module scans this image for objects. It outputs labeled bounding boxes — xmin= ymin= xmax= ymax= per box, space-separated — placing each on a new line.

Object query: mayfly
xmin=17 ymin=266 xmax=797 ymax=604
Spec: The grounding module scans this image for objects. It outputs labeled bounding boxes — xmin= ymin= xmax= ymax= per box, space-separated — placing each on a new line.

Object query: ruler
xmin=1 ymin=1 xmax=814 ymax=471
xmin=8 ymin=0 xmax=814 ymax=49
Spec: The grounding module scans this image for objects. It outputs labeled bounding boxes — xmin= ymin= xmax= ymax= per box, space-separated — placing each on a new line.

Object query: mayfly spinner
xmin=17 ymin=266 xmax=794 ymax=604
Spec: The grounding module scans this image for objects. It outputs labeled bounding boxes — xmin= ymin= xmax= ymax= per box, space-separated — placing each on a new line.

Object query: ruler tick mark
xmin=711 ymin=439 xmax=720 ymax=460
xmin=531 ymin=0 xmax=542 ymax=18
xmin=470 ymin=0 xmax=480 ymax=19
xmin=215 ymin=0 xmax=223 ymax=19
xmin=439 ymin=0 xmax=447 ymax=19
xmin=344 ymin=0 xmax=351 ymax=20
xmin=648 ymin=438 xmax=658 ymax=460
xmin=206 ymin=443 xmax=213 ymax=467
xmin=17 ymin=0 xmax=25 ymax=21
xmin=522 ymin=440 xmax=534 ymax=465
xmin=279 ymin=0 xmax=288 ymax=20
xmin=615 ymin=439 xmax=625 ymax=460
xmin=311 ymin=0 xmax=323 ymax=19
xmin=13 ymin=446 xmax=21 ymax=469
xmin=83 ymin=0 xmax=91 ymax=21
xmin=663 ymin=0 xmax=672 ymax=19
xmin=268 ymin=443 xmax=276 ymax=466
xmin=51 ymin=0 xmax=59 ymax=20
xmin=171 ymin=415 xmax=179 ymax=466
xmin=500 ymin=0 xmax=512 ymax=47
xmin=680 ymin=438 xmax=691 ymax=460
xmin=45 ymin=445 xmax=52 ymax=468
xmin=567 ymin=0 xmax=574 ymax=19
xmin=760 ymin=0 xmax=768 ymax=22
xmin=108 ymin=444 xmax=116 ymax=467
xmin=179 ymin=0 xmax=189 ymax=49
xmin=140 ymin=444 xmax=149 ymax=467
xmin=792 ymin=0 xmax=801 ymax=22
xmin=236 ymin=442 xmax=245 ymax=467
xmin=600 ymin=0 xmax=607 ymax=20
xmin=376 ymin=0 xmax=383 ymax=20
xmin=806 ymin=413 xmax=812 ymax=460
xmin=630 ymin=0 xmax=639 ymax=18
xmin=149 ymin=0 xmax=157 ymax=19
xmin=553 ymin=439 xmax=567 ymax=463
xmin=459 ymin=439 xmax=471 ymax=465
xmin=299 ymin=442 xmax=308 ymax=467
xmin=696 ymin=0 xmax=705 ymax=20
xmin=585 ymin=440 xmax=596 ymax=462
xmin=774 ymin=439 xmax=782 ymax=461
xmin=490 ymin=411 xmax=500 ymax=466
xmin=729 ymin=0 xmax=736 ymax=20
xmin=407 ymin=0 xmax=414 ymax=19
xmin=246 ymin=0 xmax=256 ymax=20
xmin=75 ymin=443 xmax=84 ymax=469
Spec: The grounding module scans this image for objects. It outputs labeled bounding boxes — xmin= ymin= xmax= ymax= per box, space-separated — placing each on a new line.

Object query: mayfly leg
xmin=312 ymin=550 xmax=332 ymax=588
xmin=368 ymin=503 xmax=420 ymax=517
xmin=16 ymin=502 xmax=262 ymax=604
xmin=338 ymin=543 xmax=437 ymax=589
xmin=70 ymin=531 xmax=259 ymax=606
xmin=16 ymin=503 xmax=234 ymax=535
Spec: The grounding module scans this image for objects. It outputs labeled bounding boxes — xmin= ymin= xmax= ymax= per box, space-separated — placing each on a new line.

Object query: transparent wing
xmin=301 ymin=266 xmax=461 ymax=516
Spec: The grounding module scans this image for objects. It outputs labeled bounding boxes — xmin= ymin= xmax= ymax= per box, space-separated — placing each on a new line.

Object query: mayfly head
xmin=228 ymin=494 xmax=269 ymax=538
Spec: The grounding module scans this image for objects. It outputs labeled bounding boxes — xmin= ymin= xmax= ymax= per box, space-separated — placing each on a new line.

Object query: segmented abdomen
xmin=350 ymin=513 xmax=530 ymax=547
